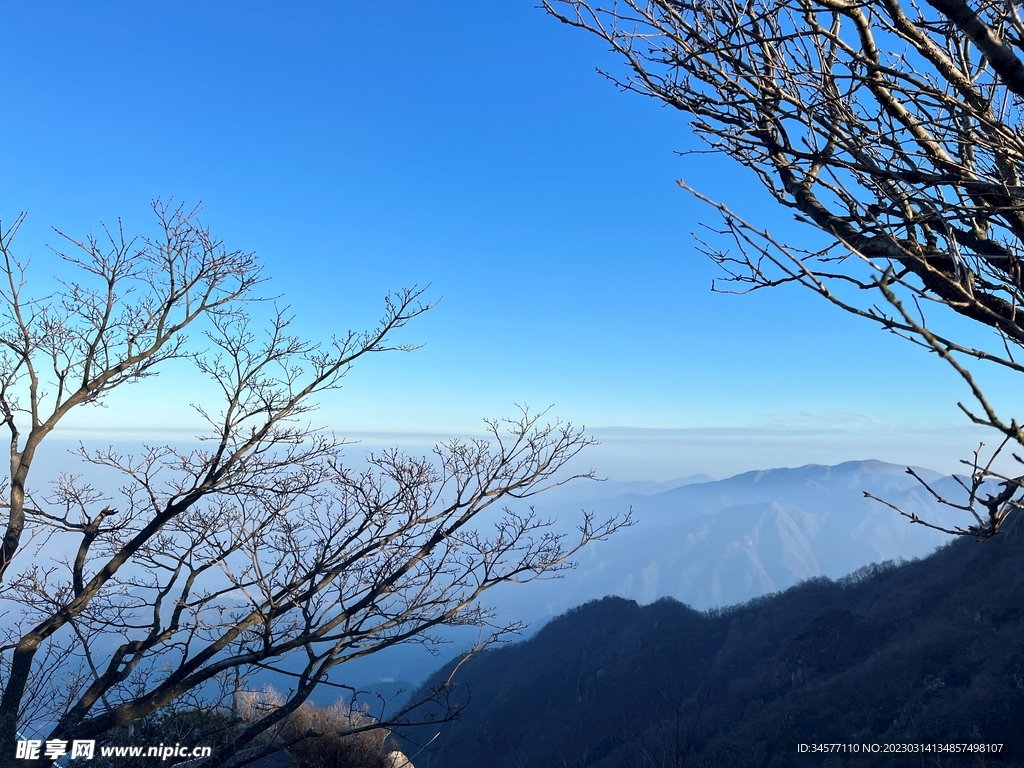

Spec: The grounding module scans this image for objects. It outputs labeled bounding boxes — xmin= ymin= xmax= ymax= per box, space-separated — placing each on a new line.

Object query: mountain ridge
xmin=494 ymin=458 xmax=969 ymax=618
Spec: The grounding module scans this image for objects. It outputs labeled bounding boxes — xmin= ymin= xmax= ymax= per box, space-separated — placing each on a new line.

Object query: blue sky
xmin=0 ymin=2 xmax=1001 ymax=478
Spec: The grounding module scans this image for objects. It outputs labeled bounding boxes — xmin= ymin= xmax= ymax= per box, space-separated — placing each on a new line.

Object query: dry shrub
xmin=234 ymin=686 xmax=286 ymax=723
xmin=238 ymin=688 xmax=395 ymax=768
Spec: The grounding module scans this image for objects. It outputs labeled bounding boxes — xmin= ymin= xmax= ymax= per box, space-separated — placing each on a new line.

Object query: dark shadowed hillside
xmin=399 ymin=514 xmax=1024 ymax=767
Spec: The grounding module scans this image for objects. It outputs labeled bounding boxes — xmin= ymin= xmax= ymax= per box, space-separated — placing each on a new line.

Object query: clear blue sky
xmin=0 ymin=2 xmax=1000 ymax=477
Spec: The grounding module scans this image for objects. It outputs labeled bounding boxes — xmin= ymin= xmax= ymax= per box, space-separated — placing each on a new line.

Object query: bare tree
xmin=544 ymin=0 xmax=1024 ymax=537
xmin=622 ymin=682 xmax=711 ymax=768
xmin=0 ymin=203 xmax=628 ymax=767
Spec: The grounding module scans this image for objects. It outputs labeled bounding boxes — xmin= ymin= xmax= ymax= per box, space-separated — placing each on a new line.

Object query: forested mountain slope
xmin=401 ymin=515 xmax=1024 ymax=767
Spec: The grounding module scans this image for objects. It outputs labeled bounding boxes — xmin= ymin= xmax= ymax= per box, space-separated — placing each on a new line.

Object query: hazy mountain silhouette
xmin=494 ymin=459 xmax=971 ymax=618
xmin=554 ymin=459 xmax=945 ymax=529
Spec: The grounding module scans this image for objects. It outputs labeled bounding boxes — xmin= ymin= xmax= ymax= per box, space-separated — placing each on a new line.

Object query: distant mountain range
xmin=334 ymin=459 xmax=979 ymax=687
xmin=491 ymin=459 xmax=972 ymax=620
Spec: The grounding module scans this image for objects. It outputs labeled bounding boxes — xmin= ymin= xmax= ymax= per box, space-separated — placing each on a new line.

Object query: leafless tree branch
xmin=0 ymin=205 xmax=630 ymax=768
xmin=545 ymin=0 xmax=1024 ymax=538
